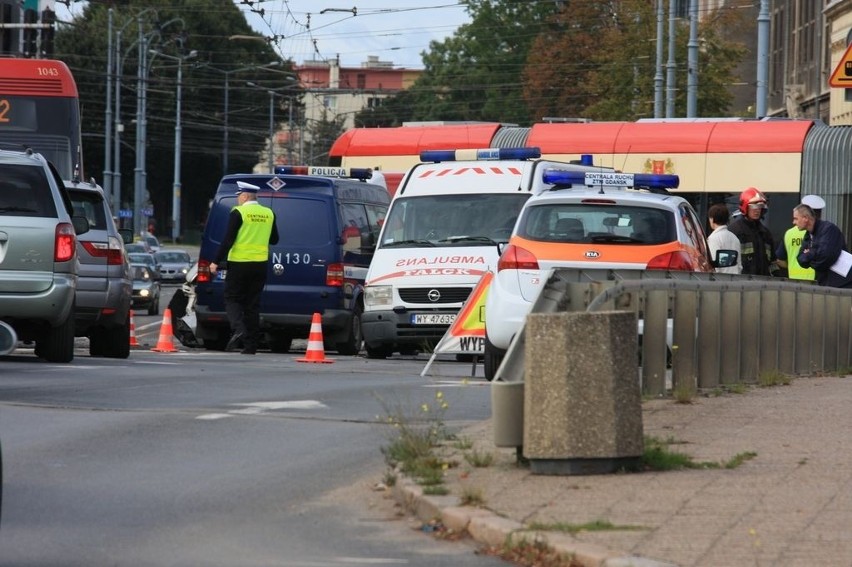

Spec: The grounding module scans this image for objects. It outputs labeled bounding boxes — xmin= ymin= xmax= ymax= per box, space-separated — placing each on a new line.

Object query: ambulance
xmin=361 ymin=147 xmax=608 ymax=359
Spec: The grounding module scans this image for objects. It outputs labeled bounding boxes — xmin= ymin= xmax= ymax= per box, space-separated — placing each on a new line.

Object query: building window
xmin=367 ymin=97 xmax=383 ymax=109
xmin=357 ymin=73 xmax=366 ymax=89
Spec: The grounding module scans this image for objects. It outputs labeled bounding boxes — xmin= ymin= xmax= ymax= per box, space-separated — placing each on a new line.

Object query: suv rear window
xmin=67 ymin=190 xmax=107 ymax=229
xmin=0 ymin=164 xmax=58 ymax=217
xmin=519 ymin=204 xmax=674 ymax=244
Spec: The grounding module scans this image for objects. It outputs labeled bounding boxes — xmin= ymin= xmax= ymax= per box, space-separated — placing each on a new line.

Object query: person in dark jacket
xmin=728 ymin=187 xmax=777 ymax=276
xmin=795 ymin=204 xmax=852 ymax=288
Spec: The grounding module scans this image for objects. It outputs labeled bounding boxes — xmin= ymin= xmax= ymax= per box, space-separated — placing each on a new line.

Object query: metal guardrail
xmin=493 ymin=268 xmax=852 ymax=397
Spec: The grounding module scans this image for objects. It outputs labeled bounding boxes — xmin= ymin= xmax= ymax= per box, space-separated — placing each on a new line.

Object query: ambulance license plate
xmin=411 ymin=314 xmax=455 ymax=325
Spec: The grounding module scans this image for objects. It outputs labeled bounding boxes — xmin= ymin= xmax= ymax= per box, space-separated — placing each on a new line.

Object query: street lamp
xmin=246 ymin=79 xmax=298 ymax=173
xmin=151 ymin=48 xmax=197 ymax=243
xmin=201 ymin=61 xmax=282 ymax=176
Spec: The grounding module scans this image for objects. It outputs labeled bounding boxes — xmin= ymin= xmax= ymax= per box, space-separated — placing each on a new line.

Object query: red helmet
xmin=738 ymin=187 xmax=767 ymax=215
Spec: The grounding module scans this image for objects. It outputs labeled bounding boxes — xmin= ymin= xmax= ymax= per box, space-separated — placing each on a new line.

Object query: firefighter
xmin=728 ymin=187 xmax=777 ymax=276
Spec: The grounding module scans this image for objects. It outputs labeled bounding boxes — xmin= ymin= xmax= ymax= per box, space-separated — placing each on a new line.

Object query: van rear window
xmin=278 ymin=199 xmax=331 ymax=246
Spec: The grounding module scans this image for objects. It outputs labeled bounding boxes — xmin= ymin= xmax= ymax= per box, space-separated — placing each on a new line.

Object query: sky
xmin=56 ymin=1 xmax=472 ymax=69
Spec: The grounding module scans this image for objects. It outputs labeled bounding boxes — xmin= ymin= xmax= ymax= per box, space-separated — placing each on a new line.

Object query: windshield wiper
xmin=437 ymin=235 xmax=497 ymax=245
xmin=381 ymin=239 xmax=437 ymax=248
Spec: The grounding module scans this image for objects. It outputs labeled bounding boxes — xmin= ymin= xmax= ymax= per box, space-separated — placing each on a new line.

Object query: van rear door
xmin=262 ymin=193 xmax=342 ymax=316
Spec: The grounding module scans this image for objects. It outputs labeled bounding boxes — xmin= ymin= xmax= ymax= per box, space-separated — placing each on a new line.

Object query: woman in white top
xmin=707 ymin=203 xmax=742 ymax=274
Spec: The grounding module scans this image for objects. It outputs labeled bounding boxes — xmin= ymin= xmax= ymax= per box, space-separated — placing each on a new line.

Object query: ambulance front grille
xmin=398 ymin=287 xmax=471 ymax=304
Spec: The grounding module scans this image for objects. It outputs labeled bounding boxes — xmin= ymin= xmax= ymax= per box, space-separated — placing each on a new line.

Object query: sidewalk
xmin=392 ymin=374 xmax=852 ymax=567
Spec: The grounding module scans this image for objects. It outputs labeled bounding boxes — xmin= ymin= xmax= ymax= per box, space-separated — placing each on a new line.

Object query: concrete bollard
xmin=523 ymin=310 xmax=644 ymax=475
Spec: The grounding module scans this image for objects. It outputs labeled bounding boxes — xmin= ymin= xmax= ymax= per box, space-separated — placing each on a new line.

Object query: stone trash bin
xmin=523 ymin=310 xmax=644 ymax=475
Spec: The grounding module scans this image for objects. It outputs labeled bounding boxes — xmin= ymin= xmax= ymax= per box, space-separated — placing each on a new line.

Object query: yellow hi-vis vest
xmin=227 ymin=203 xmax=274 ymax=262
xmin=784 ymin=226 xmax=815 ymax=280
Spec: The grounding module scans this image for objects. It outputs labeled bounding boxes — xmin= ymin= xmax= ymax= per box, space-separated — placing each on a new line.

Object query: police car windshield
xmin=379 ymin=194 xmax=528 ymax=248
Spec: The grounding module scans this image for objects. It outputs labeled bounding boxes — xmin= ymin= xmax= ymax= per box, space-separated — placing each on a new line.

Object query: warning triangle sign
xmin=829 ymin=43 xmax=852 ymax=88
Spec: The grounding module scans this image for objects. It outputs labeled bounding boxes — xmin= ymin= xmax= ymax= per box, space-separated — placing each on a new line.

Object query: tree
xmin=305 ymin=110 xmax=347 ymax=166
xmin=365 ymin=0 xmax=561 ymax=126
xmin=525 ymin=0 xmax=748 ymax=120
xmin=55 ymin=0 xmax=294 ymax=237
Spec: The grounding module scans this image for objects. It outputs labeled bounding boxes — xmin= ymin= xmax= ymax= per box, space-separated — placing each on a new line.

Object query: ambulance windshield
xmin=379 ymin=193 xmax=529 ymax=248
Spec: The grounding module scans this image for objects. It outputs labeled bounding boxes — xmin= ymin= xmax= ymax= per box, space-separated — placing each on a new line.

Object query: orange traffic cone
xmin=297 ymin=312 xmax=334 ymax=363
xmin=151 ymin=308 xmax=178 ymax=353
xmin=129 ymin=310 xmax=139 ymax=347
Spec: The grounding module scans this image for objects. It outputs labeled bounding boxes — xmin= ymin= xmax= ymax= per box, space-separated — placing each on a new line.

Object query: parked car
xmin=0 ymin=148 xmax=88 ymax=362
xmin=127 ymin=252 xmax=162 ymax=276
xmin=125 ymin=242 xmax=152 ymax=254
xmin=130 ymin=263 xmax=161 ymax=315
xmin=139 ymin=232 xmax=160 ymax=253
xmin=483 ymin=169 xmax=737 ymax=380
xmin=154 ymin=249 xmax=193 ymax=282
xmin=66 ymin=178 xmax=133 ymax=358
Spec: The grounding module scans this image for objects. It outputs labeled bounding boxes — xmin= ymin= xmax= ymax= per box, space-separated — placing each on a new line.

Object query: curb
xmin=391 ymin=478 xmax=678 ymax=567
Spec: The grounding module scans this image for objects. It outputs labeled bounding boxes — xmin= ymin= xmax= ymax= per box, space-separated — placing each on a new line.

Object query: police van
xmin=195 ymin=166 xmax=390 ymax=354
xmin=361 ymin=148 xmax=608 ymax=359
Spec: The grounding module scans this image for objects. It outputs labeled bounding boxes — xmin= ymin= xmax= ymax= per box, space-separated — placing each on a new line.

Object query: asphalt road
xmin=0 ymin=312 xmax=502 ymax=566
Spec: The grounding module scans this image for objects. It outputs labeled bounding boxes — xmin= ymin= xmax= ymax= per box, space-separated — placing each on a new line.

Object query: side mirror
xmin=118 ymin=228 xmax=133 ymax=244
xmin=713 ymin=249 xmax=738 ymax=269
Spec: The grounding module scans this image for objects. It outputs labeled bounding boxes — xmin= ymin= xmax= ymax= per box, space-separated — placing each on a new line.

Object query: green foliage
xmin=527 ymin=519 xmax=649 ymax=534
xmin=643 ymin=436 xmax=757 ymax=471
xmin=758 ymin=369 xmax=792 ymax=387
xmin=54 ymin=0 xmax=291 ymax=232
xmin=463 ymin=449 xmax=495 ymax=468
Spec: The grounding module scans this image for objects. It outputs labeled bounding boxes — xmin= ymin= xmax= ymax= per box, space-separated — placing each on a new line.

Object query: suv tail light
xmin=196 ymin=258 xmax=212 ymax=283
xmin=498 ymin=244 xmax=539 ymax=272
xmin=326 ymin=263 xmax=344 ymax=286
xmin=82 ymin=236 xmax=125 ymax=265
xmin=55 ymin=223 xmax=76 ymax=262
xmin=647 ymin=251 xmax=697 ymax=272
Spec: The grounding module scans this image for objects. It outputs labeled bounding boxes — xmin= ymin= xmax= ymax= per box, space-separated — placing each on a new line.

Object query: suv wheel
xmin=335 ymin=305 xmax=363 ymax=356
xmin=99 ymin=314 xmax=131 ymax=359
xmin=484 ymin=336 xmax=505 ymax=382
xmin=39 ymin=309 xmax=75 ymax=363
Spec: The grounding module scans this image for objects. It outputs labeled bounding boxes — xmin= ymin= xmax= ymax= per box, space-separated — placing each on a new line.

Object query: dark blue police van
xmin=195 ymin=166 xmax=390 ymax=354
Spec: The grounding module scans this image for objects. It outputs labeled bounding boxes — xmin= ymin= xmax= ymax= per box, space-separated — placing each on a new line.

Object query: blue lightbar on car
xmin=542 ymin=169 xmax=680 ymax=189
xmin=274 ymin=165 xmax=373 ymax=180
xmin=420 ymin=147 xmax=542 ymax=162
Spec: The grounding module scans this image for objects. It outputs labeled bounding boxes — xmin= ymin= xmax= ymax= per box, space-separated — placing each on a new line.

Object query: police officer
xmin=209 ymin=181 xmax=279 ymax=354
xmin=728 ymin=187 xmax=777 ymax=276
xmin=775 ymin=194 xmax=825 ymax=280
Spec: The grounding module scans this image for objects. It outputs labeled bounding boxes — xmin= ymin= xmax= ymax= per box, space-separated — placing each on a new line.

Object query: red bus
xmin=0 ymin=58 xmax=83 ymax=181
xmin=328 ymin=119 xmax=852 ymax=243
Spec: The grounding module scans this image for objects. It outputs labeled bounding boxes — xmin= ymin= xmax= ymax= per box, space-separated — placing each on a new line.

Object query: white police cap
xmin=235 ymin=181 xmax=260 ymax=195
xmin=801 ymin=194 xmax=825 ymax=210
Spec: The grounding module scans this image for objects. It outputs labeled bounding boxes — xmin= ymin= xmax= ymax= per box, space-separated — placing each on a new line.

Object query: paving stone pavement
xmin=392 ymin=374 xmax=852 ymax=567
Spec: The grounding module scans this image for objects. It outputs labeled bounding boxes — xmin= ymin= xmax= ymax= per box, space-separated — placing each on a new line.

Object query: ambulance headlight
xmin=365 ymin=285 xmax=393 ymax=307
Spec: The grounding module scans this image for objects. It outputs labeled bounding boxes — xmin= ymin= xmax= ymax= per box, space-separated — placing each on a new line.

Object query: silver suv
xmin=0 ymin=149 xmax=88 ymax=362
xmin=66 ymin=179 xmax=133 ymax=358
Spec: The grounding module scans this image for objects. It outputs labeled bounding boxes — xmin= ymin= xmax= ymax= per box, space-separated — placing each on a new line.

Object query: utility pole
xmin=654 ymin=0 xmax=664 ymax=118
xmin=686 ymin=0 xmax=698 ymax=117
xmin=103 ymin=8 xmax=113 ymax=209
xmin=665 ymin=0 xmax=677 ymax=118
xmin=756 ymin=0 xmax=770 ymax=118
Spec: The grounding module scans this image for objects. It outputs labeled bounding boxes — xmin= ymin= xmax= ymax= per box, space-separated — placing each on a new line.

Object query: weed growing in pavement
xmin=643 ymin=436 xmax=758 ymax=471
xmin=758 ymin=369 xmax=792 ymax=387
xmin=378 ymin=390 xmax=455 ymax=492
xmin=527 ymin=519 xmax=649 ymax=534
xmin=672 ymin=376 xmax=697 ymax=404
xmin=452 ymin=436 xmax=473 ymax=450
xmin=463 ymin=448 xmax=495 ymax=468
xmin=458 ymin=485 xmax=485 ymax=506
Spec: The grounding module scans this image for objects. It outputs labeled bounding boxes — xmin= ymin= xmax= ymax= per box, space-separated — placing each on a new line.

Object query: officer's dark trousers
xmin=223 ymin=261 xmax=267 ymax=349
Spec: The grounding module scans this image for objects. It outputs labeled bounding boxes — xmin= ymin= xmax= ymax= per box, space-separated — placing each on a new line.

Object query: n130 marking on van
xmin=273 ymin=252 xmax=311 ymax=264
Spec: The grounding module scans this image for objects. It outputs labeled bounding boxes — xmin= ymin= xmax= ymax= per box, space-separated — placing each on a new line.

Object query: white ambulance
xmin=361 ymin=147 xmax=607 ymax=359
